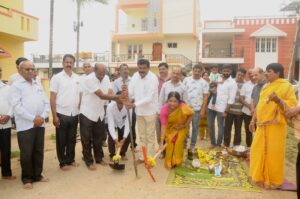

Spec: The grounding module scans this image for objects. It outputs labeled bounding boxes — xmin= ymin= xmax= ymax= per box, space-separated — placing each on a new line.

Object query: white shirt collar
xmin=0 ymin=80 xmax=5 ymax=88
xmin=62 ymin=69 xmax=74 ymax=78
xmin=19 ymin=76 xmax=38 ymax=85
xmin=139 ymin=71 xmax=150 ymax=80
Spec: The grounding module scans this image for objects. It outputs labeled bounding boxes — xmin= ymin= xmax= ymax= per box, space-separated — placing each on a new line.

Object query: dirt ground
xmin=0 ymin=124 xmax=297 ymax=199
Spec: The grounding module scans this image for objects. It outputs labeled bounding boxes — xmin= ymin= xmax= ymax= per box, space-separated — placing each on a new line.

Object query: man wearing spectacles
xmin=10 ymin=60 xmax=50 ymax=189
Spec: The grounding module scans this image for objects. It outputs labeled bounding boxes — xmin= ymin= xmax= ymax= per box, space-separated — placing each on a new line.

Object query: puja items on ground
xmin=186 ymin=149 xmax=235 ymax=177
xmin=227 ymin=145 xmax=249 ymax=158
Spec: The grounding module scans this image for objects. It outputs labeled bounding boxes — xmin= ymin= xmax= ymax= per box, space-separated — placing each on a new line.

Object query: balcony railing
xmin=111 ymin=54 xmax=192 ymax=67
xmin=202 ymin=48 xmax=244 ymax=58
xmin=111 ymin=54 xmax=153 ymax=62
xmin=33 ymin=53 xmax=193 ymax=67
xmin=166 ymin=54 xmax=192 ymax=67
xmin=32 ymin=53 xmax=109 ymax=63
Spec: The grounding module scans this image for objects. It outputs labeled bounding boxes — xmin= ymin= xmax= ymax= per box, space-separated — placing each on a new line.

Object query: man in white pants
xmin=126 ymin=59 xmax=158 ymax=160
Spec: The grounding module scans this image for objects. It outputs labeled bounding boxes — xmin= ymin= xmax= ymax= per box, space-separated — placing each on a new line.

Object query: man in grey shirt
xmin=159 ymin=67 xmax=188 ymax=109
xmin=251 ymin=68 xmax=267 ymax=108
xmin=113 ymin=64 xmax=131 ymax=93
xmin=113 ymin=64 xmax=137 ymax=149
xmin=157 ymin=67 xmax=188 ymax=146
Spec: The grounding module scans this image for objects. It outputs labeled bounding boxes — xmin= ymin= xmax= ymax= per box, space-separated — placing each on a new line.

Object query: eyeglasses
xmin=25 ymin=68 xmax=35 ymax=72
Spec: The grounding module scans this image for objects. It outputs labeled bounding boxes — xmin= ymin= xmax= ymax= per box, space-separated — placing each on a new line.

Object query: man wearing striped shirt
xmin=223 ymin=68 xmax=246 ymax=147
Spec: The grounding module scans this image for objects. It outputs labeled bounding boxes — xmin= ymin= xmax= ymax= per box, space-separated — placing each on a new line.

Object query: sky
xmin=24 ymin=0 xmax=288 ymax=58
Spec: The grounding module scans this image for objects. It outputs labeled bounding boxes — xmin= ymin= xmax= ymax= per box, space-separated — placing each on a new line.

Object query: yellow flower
xmin=112 ymin=154 xmax=121 ymax=162
xmin=147 ymin=156 xmax=156 ymax=167
xmin=197 ymin=149 xmax=204 ymax=157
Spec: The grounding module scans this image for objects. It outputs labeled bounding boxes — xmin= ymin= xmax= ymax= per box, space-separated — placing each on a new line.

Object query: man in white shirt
xmin=113 ymin=64 xmax=137 ymax=149
xmin=82 ymin=62 xmax=93 ymax=76
xmin=126 ymin=59 xmax=158 ymax=159
xmin=79 ymin=62 xmax=93 ymax=108
xmin=80 ymin=64 xmax=120 ymax=170
xmin=223 ymin=68 xmax=246 ymax=147
xmin=50 ymin=54 xmax=81 ymax=171
xmin=11 ymin=60 xmax=50 ymax=189
xmin=107 ymin=92 xmax=130 ymax=160
xmin=0 ymin=67 xmax=16 ymax=180
xmin=240 ymin=69 xmax=256 ymax=147
xmin=8 ymin=57 xmax=28 ymax=85
xmin=207 ymin=65 xmax=237 ymax=148
xmin=183 ymin=64 xmax=209 ymax=148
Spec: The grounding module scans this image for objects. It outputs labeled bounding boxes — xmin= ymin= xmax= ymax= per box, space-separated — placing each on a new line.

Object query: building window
xmin=261 ymin=38 xmax=265 ymax=52
xmin=127 ymin=44 xmax=143 ymax=60
xmin=141 ymin=19 xmax=147 ymax=31
xmin=256 ymin=38 xmax=260 ymax=52
xmin=272 ymin=38 xmax=277 ymax=52
xmin=128 ymin=45 xmax=132 ymax=59
xmin=266 ymin=38 xmax=271 ymax=52
xmin=256 ymin=37 xmax=277 ymax=53
xmin=26 ymin=18 xmax=30 ymax=32
xmin=21 ymin=16 xmax=25 ymax=30
xmin=167 ymin=42 xmax=177 ymax=48
xmin=153 ymin=12 xmax=157 ymax=27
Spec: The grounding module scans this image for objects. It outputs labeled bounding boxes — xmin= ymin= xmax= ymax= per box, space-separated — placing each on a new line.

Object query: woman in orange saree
xmin=249 ymin=63 xmax=297 ymax=189
xmin=160 ymin=92 xmax=194 ymax=169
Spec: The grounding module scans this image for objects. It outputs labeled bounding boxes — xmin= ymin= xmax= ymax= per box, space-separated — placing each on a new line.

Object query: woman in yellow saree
xmin=249 ymin=63 xmax=297 ymax=189
xmin=160 ymin=92 xmax=194 ymax=169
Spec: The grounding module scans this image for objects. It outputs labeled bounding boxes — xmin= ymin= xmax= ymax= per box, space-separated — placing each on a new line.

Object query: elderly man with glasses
xmin=11 ymin=60 xmax=50 ymax=189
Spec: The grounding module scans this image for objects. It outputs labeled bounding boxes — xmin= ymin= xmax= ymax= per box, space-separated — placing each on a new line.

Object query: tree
xmin=49 ymin=0 xmax=54 ymax=78
xmin=74 ymin=0 xmax=108 ymax=71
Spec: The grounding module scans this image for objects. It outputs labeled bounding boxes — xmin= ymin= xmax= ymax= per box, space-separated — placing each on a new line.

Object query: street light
xmin=73 ymin=20 xmax=83 ymax=71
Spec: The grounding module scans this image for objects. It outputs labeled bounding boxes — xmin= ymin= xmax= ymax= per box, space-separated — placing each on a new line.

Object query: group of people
xmin=0 ymin=54 xmax=299 ymax=195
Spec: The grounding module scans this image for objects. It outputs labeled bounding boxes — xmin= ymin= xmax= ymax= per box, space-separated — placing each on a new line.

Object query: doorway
xmin=152 ymin=42 xmax=162 ymax=61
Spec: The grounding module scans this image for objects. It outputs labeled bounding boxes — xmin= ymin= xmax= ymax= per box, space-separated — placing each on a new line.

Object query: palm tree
xmin=74 ymin=0 xmax=108 ymax=70
xmin=49 ymin=0 xmax=54 ymax=78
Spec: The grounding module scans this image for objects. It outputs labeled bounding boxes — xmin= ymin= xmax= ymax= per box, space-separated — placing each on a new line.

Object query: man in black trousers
xmin=11 ymin=60 xmax=50 ymax=189
xmin=50 ymin=54 xmax=81 ymax=171
xmin=0 ymin=66 xmax=16 ymax=180
xmin=79 ymin=63 xmax=120 ymax=170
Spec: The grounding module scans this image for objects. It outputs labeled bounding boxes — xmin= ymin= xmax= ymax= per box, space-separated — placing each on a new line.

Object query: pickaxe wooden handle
xmin=142 ymin=145 xmax=156 ymax=182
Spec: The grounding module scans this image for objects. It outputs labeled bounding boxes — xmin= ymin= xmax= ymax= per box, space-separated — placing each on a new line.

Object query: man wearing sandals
xmin=11 ymin=60 xmax=50 ymax=189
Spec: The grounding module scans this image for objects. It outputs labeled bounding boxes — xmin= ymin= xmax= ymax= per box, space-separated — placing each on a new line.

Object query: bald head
xmin=94 ymin=63 xmax=107 ymax=80
xmin=252 ymin=67 xmax=265 ymax=84
xmin=252 ymin=67 xmax=264 ymax=74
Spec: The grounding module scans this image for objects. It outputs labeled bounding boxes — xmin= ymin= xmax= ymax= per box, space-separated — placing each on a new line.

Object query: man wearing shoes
xmin=11 ymin=60 xmax=49 ymax=189
xmin=125 ymin=59 xmax=159 ymax=160
xmin=80 ymin=63 xmax=121 ymax=170
xmin=0 ymin=66 xmax=16 ymax=181
xmin=107 ymin=91 xmax=130 ymax=161
xmin=50 ymin=54 xmax=81 ymax=171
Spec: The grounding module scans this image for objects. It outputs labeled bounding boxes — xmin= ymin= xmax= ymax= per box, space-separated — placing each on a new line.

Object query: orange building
xmin=201 ymin=16 xmax=297 ymax=77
